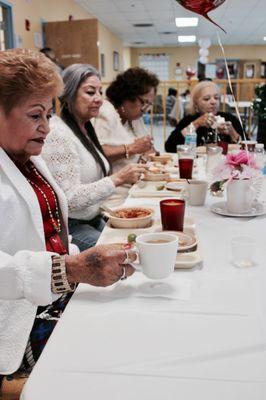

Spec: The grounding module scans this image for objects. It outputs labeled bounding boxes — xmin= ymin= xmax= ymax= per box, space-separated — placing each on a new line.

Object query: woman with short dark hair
xmin=93 ymin=67 xmax=159 ymax=172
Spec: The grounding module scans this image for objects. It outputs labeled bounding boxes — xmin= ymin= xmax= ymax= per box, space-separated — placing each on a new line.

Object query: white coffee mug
xmin=131 ymin=232 xmax=179 ymax=279
xmin=185 ymin=180 xmax=208 ymax=206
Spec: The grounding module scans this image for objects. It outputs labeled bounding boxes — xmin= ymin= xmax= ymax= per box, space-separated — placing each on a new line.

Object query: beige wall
xmin=8 ymin=0 xmax=125 ymax=82
xmin=122 ymin=47 xmax=131 ymax=71
xmin=131 ymin=45 xmax=266 ymax=80
xmin=8 ymin=1 xmax=266 ymax=82
xmin=98 ymin=22 xmax=124 ymax=82
xmin=8 ymin=0 xmax=92 ymax=49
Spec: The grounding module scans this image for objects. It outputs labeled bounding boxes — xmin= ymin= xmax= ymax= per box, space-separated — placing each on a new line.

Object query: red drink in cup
xmin=160 ymin=199 xmax=185 ymax=231
xmin=218 ymin=141 xmax=228 ymax=155
xmin=178 ymin=158 xmax=193 ymax=179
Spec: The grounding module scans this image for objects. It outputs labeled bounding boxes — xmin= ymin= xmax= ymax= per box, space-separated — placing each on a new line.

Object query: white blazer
xmin=0 ymin=148 xmax=78 ymax=375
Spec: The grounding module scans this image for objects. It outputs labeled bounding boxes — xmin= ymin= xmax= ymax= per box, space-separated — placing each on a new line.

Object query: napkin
xmin=212 ymin=115 xmax=225 ymax=129
xmin=101 ymin=273 xmax=191 ymax=300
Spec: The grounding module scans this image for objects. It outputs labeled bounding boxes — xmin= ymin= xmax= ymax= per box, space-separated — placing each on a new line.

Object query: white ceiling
xmin=75 ymin=0 xmax=266 ymax=47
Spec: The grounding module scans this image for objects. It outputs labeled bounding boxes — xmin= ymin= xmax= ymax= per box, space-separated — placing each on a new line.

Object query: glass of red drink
xmin=160 ymin=199 xmax=186 ymax=231
xmin=218 ymin=141 xmax=228 ymax=155
xmin=178 ymin=150 xmax=194 ymax=179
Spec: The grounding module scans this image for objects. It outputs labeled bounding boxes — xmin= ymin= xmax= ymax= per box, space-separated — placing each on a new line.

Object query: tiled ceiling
xmin=75 ymin=0 xmax=266 ymax=47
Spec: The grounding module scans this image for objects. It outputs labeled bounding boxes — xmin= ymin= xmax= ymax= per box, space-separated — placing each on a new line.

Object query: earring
xmin=121 ymin=105 xmax=126 ymax=114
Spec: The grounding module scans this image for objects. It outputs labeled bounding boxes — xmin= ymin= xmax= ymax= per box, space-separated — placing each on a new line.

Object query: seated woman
xmin=93 ymin=67 xmax=159 ymax=172
xmin=0 ymin=49 xmax=135 ymax=386
xmin=42 ymin=64 xmax=147 ymax=251
xmin=165 ymin=81 xmax=243 ymax=152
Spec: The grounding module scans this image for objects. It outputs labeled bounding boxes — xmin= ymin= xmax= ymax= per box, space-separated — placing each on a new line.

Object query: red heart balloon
xmin=176 ymin=0 xmax=226 ymax=32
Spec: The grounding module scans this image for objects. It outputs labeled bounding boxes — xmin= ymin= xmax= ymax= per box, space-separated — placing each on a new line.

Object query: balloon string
xmin=204 ymin=14 xmax=226 ymax=34
xmin=216 ymin=31 xmax=250 ymax=167
xmin=216 ymin=31 xmax=248 ymax=145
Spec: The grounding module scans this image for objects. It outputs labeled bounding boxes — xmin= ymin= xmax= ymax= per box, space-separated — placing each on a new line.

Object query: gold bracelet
xmin=124 ymin=144 xmax=129 ymax=159
xmin=51 ymin=255 xmax=76 ymax=294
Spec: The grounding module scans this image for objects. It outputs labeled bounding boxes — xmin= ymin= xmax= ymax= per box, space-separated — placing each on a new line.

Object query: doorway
xmin=0 ymin=1 xmax=14 ymax=50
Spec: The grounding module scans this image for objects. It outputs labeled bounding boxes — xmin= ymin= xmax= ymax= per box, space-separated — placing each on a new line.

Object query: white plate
xmin=210 ymin=201 xmax=266 ymax=217
xmin=129 ymin=181 xmax=184 ymax=198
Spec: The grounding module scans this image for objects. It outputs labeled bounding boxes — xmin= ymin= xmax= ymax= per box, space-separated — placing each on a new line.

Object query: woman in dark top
xmin=165 ymin=81 xmax=243 ymax=152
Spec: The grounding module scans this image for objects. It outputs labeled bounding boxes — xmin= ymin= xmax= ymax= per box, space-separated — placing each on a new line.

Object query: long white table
xmin=22 ymin=172 xmax=266 ymax=400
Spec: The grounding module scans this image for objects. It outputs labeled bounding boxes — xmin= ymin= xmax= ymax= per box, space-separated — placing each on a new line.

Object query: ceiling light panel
xmin=178 ymin=35 xmax=196 ymax=43
xmin=175 ymin=17 xmax=198 ymax=27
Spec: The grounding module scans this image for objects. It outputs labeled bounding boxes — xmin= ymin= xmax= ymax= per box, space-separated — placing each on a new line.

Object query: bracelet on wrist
xmin=51 ymin=255 xmax=76 ymax=294
xmin=124 ymin=144 xmax=130 ymax=159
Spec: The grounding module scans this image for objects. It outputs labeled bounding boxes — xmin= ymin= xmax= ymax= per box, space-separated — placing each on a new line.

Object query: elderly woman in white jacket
xmin=0 ymin=49 xmax=135 ymax=388
xmin=42 ymin=64 xmax=147 ymax=251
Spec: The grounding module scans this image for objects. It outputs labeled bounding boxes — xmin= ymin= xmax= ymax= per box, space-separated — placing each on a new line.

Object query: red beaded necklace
xmin=26 ymin=164 xmax=61 ymax=233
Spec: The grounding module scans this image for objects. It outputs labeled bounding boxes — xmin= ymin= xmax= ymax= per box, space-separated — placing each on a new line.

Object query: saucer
xmin=166 ymin=181 xmax=186 ymax=192
xmin=210 ymin=201 xmax=266 ymax=218
xmin=153 ymin=229 xmax=197 ymax=252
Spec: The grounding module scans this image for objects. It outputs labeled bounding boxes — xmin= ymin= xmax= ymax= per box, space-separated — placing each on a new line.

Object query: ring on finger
xmin=123 ymin=249 xmax=131 ymax=265
xmin=120 ymin=265 xmax=127 ymax=280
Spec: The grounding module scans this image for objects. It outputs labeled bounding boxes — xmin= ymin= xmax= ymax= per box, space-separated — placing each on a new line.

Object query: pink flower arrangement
xmin=213 ymin=150 xmax=262 ymax=181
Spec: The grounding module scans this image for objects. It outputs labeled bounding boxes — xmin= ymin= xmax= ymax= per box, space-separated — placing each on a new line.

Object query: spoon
xmin=100 ymin=205 xmax=117 ymax=217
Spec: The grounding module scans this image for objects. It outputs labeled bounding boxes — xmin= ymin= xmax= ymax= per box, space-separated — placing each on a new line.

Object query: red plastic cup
xmin=178 ymin=158 xmax=194 ymax=179
xmin=160 ymin=199 xmax=185 ymax=232
xmin=218 ymin=141 xmax=228 ymax=155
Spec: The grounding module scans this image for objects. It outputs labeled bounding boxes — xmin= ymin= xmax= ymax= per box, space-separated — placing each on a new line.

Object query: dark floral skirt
xmin=21 ymin=292 xmax=73 ymax=370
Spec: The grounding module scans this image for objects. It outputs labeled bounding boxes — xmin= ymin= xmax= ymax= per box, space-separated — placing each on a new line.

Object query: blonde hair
xmin=0 ymin=48 xmax=63 ymax=114
xmin=188 ymin=81 xmax=220 ymax=115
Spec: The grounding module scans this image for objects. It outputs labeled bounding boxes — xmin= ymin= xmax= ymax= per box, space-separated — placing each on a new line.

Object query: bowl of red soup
xmin=108 ymin=207 xmax=154 ymax=228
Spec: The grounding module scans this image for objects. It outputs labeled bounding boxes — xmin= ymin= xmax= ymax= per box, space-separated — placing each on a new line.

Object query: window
xmin=139 ymin=54 xmax=169 ymax=81
xmin=0 ymin=1 xmax=14 ymax=50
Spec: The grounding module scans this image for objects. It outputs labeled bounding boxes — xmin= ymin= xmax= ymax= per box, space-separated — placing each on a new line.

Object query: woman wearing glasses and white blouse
xmin=93 ymin=67 xmax=159 ymax=172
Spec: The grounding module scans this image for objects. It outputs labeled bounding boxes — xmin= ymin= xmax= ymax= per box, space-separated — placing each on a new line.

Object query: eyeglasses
xmin=137 ymin=96 xmax=153 ymax=111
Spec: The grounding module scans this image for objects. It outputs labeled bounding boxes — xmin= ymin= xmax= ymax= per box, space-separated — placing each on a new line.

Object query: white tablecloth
xmin=22 ymin=176 xmax=266 ymax=400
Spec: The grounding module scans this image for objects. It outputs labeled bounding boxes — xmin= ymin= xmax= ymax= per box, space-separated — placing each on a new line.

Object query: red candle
xmin=160 ymin=199 xmax=185 ymax=231
xmin=179 ymin=158 xmax=193 ymax=179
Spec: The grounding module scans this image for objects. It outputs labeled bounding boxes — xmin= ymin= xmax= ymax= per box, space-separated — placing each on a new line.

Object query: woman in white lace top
xmin=42 ymin=64 xmax=147 ymax=250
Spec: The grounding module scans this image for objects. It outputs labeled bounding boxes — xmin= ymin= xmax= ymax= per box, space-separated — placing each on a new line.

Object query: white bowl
xmin=149 ymin=154 xmax=172 ymax=163
xmin=108 ymin=207 xmax=154 ymax=229
xmin=144 ymin=172 xmax=170 ymax=181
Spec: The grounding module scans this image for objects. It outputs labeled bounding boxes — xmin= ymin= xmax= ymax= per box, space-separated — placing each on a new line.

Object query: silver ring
xmin=120 ymin=266 xmax=127 ymax=280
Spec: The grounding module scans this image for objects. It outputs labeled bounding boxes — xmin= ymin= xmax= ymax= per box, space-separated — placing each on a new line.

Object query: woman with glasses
xmin=93 ymin=67 xmax=159 ymax=172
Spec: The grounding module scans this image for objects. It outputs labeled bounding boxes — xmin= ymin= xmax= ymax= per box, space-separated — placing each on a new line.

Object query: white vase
xmin=226 ymin=179 xmax=256 ymax=213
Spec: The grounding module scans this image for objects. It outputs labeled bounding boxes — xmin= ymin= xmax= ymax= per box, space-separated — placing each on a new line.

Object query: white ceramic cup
xmin=185 ymin=180 xmax=208 ymax=206
xmin=131 ymin=232 xmax=179 ymax=279
xmin=226 ymin=179 xmax=256 ymax=213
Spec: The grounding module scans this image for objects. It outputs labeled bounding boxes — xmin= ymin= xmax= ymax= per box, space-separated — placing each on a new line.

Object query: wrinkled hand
xmin=111 ymin=163 xmax=148 ymax=186
xmin=66 ymin=244 xmax=136 ymax=287
xmin=194 ymin=113 xmax=216 ymax=129
xmin=217 ymin=121 xmax=233 ymax=136
xmin=129 ymin=136 xmax=153 ymax=155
